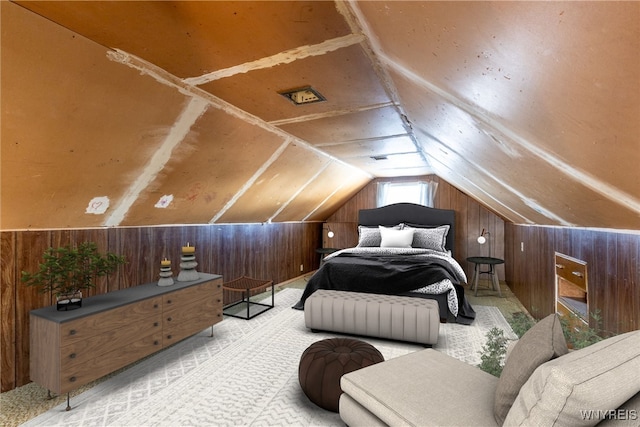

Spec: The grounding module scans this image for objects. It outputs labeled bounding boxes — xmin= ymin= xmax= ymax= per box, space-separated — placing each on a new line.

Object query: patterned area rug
xmin=22 ymin=288 xmax=515 ymax=427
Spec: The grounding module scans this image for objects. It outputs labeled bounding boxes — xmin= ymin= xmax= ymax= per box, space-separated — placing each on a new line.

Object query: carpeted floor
xmin=2 ymin=274 xmax=526 ymax=427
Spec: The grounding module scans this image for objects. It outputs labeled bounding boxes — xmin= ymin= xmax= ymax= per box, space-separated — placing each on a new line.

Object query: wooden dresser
xmin=30 ymin=273 xmax=222 ymax=396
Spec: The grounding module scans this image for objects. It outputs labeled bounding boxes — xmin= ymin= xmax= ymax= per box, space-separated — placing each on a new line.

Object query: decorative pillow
xmin=356 ymin=226 xmax=381 ymax=247
xmin=403 ymin=225 xmax=449 ymax=252
xmin=379 ymin=226 xmax=414 ymax=248
xmin=493 ymin=313 xmax=568 ymax=425
xmin=356 ymin=225 xmax=401 ymax=247
xmin=504 ymin=330 xmax=640 ymax=426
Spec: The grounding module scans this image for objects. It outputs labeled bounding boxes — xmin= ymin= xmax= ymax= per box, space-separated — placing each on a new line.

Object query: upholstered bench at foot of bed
xmin=304 ymin=290 xmax=440 ymax=345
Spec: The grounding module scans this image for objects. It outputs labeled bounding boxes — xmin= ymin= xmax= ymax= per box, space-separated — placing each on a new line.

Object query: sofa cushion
xmin=339 ymin=394 xmax=387 ymax=427
xmin=341 ymin=349 xmax=500 ymax=426
xmin=494 ymin=313 xmax=568 ymax=424
xmin=596 ymin=391 xmax=640 ymax=427
xmin=504 ymin=330 xmax=640 ymax=426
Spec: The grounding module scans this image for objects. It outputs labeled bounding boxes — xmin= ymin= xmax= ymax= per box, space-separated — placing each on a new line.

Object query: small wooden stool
xmin=222 ymin=276 xmax=274 ymax=319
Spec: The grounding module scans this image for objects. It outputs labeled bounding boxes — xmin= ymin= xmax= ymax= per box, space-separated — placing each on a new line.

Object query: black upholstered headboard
xmin=358 ymin=203 xmax=456 ymax=257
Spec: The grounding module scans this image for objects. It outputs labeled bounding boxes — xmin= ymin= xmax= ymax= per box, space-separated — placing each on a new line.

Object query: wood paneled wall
xmin=505 ymin=223 xmax=640 ymax=336
xmin=326 ymin=176 xmax=506 ymax=281
xmin=0 ymin=222 xmax=321 ymax=392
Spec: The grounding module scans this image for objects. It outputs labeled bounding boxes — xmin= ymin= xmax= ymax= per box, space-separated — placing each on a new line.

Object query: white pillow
xmin=379 ymin=226 xmax=414 ymax=248
xmin=356 ymin=224 xmax=402 ymax=247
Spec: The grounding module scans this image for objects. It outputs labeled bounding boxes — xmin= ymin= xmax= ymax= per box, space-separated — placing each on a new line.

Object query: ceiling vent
xmin=371 ymin=155 xmax=388 ymax=161
xmin=279 ymin=86 xmax=326 ymax=105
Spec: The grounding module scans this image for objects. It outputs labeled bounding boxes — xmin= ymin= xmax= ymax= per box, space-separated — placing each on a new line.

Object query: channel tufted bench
xmin=304 ymin=290 xmax=440 ymax=345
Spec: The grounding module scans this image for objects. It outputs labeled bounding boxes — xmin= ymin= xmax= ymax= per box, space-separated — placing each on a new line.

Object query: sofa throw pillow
xmin=504 ymin=330 xmax=640 ymax=426
xmin=379 ymin=226 xmax=414 ymax=248
xmin=494 ymin=313 xmax=568 ymax=425
xmin=403 ymin=225 xmax=449 ymax=252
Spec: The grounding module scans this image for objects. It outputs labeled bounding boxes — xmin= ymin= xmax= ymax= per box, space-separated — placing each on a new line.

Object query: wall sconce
xmin=327 ymin=226 xmax=334 ymax=239
xmin=477 ymin=228 xmax=492 ymax=258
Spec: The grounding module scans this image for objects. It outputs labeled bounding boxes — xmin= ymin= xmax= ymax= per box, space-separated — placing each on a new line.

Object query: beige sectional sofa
xmin=339 ymin=314 xmax=640 ymax=426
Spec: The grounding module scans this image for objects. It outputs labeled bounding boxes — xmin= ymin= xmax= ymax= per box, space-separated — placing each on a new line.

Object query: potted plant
xmin=22 ymin=242 xmax=126 ymax=311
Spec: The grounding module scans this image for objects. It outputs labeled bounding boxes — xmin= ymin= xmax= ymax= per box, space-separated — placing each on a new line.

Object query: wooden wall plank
xmin=617 ymin=233 xmax=638 ymax=332
xmin=117 ymin=228 xmax=143 ymax=289
xmin=1 ymin=231 xmax=17 ymax=391
xmin=14 ymin=231 xmax=52 ymax=387
xmin=603 ymin=232 xmax=619 ymax=334
xmin=455 ymin=187 xmax=469 ymax=270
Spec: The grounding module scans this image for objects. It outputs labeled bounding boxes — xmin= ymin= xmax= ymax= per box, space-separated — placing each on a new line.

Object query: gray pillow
xmin=356 ymin=226 xmax=381 ymax=247
xmin=494 ymin=313 xmax=568 ymax=425
xmin=403 ymin=225 xmax=449 ymax=251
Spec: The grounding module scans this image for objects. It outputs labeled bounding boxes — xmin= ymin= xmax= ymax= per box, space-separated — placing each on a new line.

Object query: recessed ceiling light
xmin=279 ymin=86 xmax=326 ymax=105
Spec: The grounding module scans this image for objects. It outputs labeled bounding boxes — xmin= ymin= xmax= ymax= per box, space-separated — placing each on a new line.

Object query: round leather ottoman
xmin=298 ymin=337 xmax=384 ymax=412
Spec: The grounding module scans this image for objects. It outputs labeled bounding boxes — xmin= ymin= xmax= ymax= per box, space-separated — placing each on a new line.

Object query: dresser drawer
xmin=555 ymin=253 xmax=587 ymax=291
xmin=58 ymin=330 xmax=163 ymax=394
xmin=60 ymin=313 xmax=162 ymax=371
xmin=60 ymin=297 xmax=162 ymax=345
xmin=163 ymin=279 xmax=222 ymax=309
xmin=163 ymin=295 xmax=222 ymax=346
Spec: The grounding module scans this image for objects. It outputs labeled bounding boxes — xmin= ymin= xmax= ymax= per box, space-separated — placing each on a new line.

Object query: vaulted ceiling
xmin=2 ymin=1 xmax=639 ymax=230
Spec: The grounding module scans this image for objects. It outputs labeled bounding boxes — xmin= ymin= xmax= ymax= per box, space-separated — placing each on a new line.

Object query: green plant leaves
xmin=21 ymin=242 xmax=126 ymax=296
xmin=478 ymin=327 xmax=509 ymax=377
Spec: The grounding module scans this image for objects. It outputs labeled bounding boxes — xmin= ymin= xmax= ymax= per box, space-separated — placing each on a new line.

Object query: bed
xmin=292 ymin=203 xmax=476 ymax=325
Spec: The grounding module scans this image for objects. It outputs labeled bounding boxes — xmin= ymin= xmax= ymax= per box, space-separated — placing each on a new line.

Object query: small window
xmin=377 ymin=181 xmax=438 ymax=207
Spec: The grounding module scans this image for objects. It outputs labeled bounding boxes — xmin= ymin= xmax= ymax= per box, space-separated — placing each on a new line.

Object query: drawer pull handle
xmin=555 ymin=264 xmax=565 ymax=269
xmin=572 ymin=271 xmax=584 ymax=277
xmin=167 ymin=300 xmax=172 ymax=304
xmin=167 ymin=317 xmax=172 ymax=322
xmin=154 ymin=304 xmax=159 ymax=309
xmin=69 ymin=353 xmax=76 ymax=359
xmin=153 ymin=322 xmax=159 ymax=327
xmin=69 ymin=330 xmax=77 ymax=336
xmin=69 ymin=376 xmax=76 ymax=383
xmin=154 ymin=340 xmax=159 ymax=346
xmin=167 ymin=335 xmax=172 ymax=339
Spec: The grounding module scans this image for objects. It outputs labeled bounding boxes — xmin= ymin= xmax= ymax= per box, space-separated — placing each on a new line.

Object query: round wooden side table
xmin=466 ymin=256 xmax=504 ymax=296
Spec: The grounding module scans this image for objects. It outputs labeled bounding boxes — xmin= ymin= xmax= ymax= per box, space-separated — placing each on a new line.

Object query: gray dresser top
xmin=30 ymin=273 xmax=222 ymax=323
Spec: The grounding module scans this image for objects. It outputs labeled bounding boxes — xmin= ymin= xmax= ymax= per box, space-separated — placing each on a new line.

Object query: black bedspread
xmin=292 ymin=251 xmax=476 ymax=325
